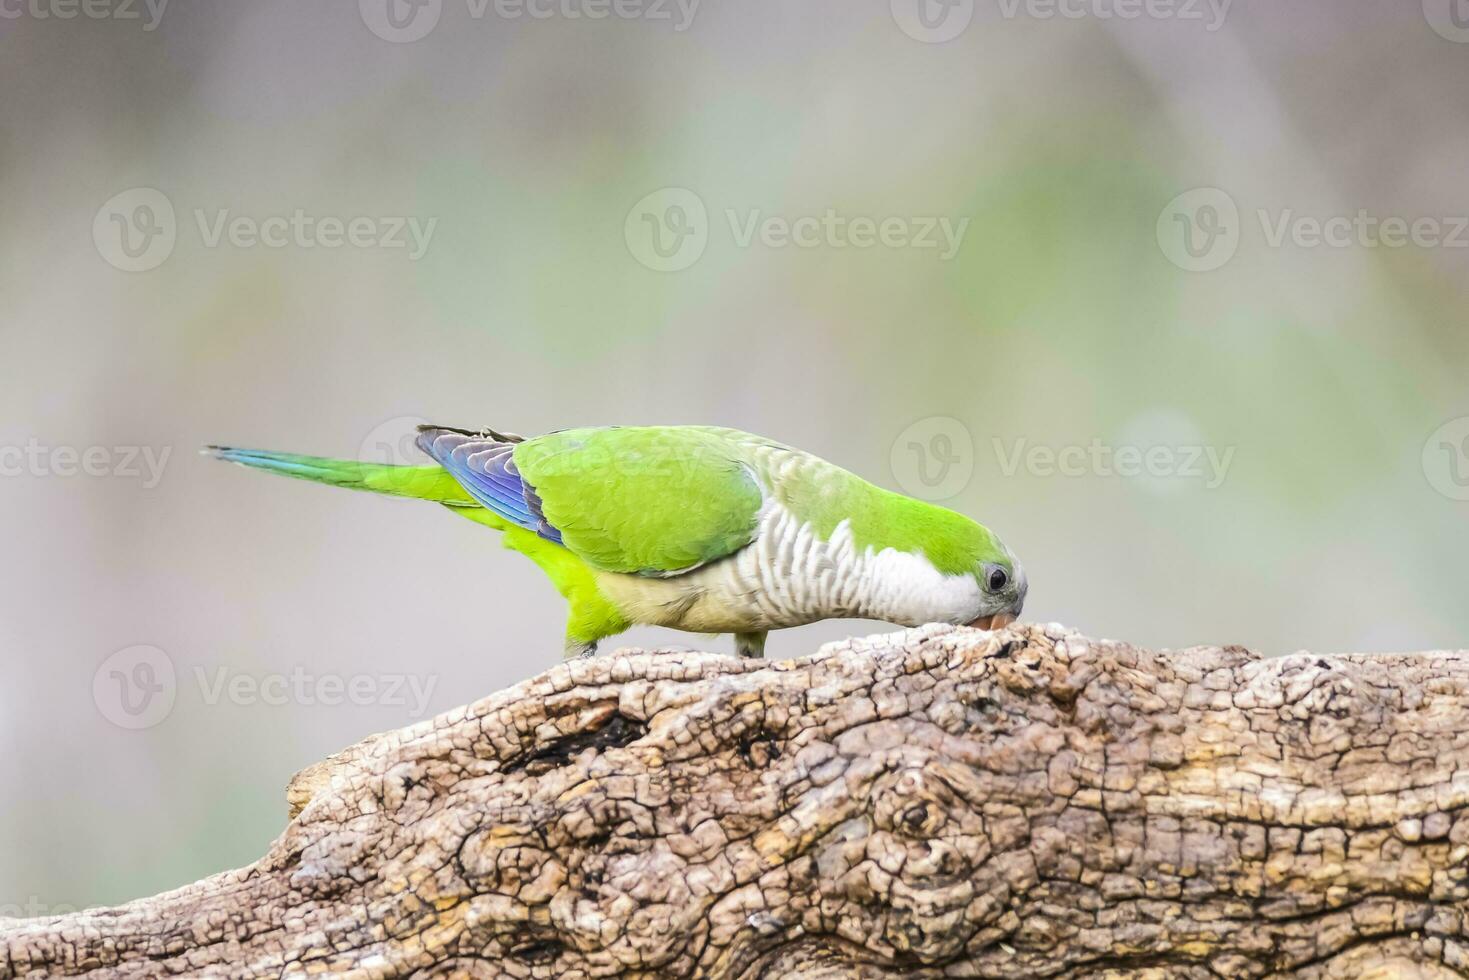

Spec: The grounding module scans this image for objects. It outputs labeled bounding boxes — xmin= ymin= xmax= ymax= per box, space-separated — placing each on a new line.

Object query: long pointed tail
xmin=205 ymin=446 xmax=476 ymax=505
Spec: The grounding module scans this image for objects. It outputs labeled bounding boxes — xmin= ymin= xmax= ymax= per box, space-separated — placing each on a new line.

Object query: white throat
xmin=595 ymin=505 xmax=984 ymax=633
xmin=715 ymin=507 xmax=982 ymax=628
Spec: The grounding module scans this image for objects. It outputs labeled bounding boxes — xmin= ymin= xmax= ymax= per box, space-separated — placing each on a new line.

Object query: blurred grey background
xmin=3 ymin=0 xmax=1468 ymax=913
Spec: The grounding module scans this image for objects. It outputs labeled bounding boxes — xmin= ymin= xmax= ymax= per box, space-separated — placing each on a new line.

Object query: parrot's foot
xmin=733 ymin=631 xmax=767 ymax=658
xmin=566 ymin=640 xmax=598 ymax=659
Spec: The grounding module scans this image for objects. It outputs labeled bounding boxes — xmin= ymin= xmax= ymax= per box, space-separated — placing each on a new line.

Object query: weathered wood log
xmin=6 ymin=623 xmax=1469 ymax=978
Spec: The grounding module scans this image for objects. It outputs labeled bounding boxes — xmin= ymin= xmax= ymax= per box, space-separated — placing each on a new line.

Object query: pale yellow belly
xmin=593 ymin=562 xmax=823 ymax=633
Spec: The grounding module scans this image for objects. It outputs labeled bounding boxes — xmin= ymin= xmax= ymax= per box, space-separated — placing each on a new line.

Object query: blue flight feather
xmin=415 ymin=429 xmax=563 ymax=544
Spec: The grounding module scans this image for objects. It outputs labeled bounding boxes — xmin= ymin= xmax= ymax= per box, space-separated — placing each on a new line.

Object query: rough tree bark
xmin=5 ymin=623 xmax=1469 ymax=978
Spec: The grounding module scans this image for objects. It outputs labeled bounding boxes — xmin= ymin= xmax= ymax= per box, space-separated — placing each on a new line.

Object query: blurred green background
xmin=3 ymin=0 xmax=1468 ymax=914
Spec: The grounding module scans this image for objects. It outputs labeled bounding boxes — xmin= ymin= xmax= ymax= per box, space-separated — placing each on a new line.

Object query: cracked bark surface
xmin=7 ymin=623 xmax=1469 ymax=978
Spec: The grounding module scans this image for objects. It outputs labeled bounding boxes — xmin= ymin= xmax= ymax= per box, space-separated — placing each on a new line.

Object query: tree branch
xmin=6 ymin=623 xmax=1469 ymax=978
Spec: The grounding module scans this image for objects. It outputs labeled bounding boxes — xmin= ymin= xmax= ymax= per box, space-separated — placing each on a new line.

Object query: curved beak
xmin=968 ymin=612 xmax=1018 ymax=631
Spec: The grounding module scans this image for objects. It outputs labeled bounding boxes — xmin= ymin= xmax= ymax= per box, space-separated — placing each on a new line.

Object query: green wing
xmin=513 ymin=426 xmax=764 ymax=575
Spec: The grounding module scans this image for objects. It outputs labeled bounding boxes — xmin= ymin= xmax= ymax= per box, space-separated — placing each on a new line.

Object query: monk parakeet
xmin=208 ymin=425 xmax=1027 ymax=658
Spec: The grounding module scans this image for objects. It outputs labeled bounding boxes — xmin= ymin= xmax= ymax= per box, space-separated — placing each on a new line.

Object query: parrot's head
xmin=965 ymin=537 xmax=1027 ymax=631
xmin=889 ymin=498 xmax=1027 ymax=630
xmin=931 ymin=510 xmax=1027 ymax=630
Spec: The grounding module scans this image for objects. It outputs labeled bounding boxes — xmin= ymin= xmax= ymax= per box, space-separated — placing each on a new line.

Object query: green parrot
xmin=207 ymin=425 xmax=1027 ymax=658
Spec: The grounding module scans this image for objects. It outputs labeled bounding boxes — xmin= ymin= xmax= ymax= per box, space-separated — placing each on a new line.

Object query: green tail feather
xmin=205 ymin=446 xmax=476 ymax=505
xmin=208 ymin=444 xmax=631 ymax=653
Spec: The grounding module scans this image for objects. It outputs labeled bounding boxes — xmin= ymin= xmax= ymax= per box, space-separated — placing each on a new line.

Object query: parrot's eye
xmin=986 ymin=566 xmax=1009 ymax=592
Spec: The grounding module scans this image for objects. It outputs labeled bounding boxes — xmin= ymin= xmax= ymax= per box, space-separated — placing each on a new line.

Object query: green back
xmin=514 ymin=427 xmax=764 ymax=574
xmin=513 ymin=424 xmax=1003 ymax=582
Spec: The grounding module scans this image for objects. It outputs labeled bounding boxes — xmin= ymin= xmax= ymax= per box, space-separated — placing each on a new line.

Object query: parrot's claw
xmin=733 ymin=631 xmax=768 ymax=659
